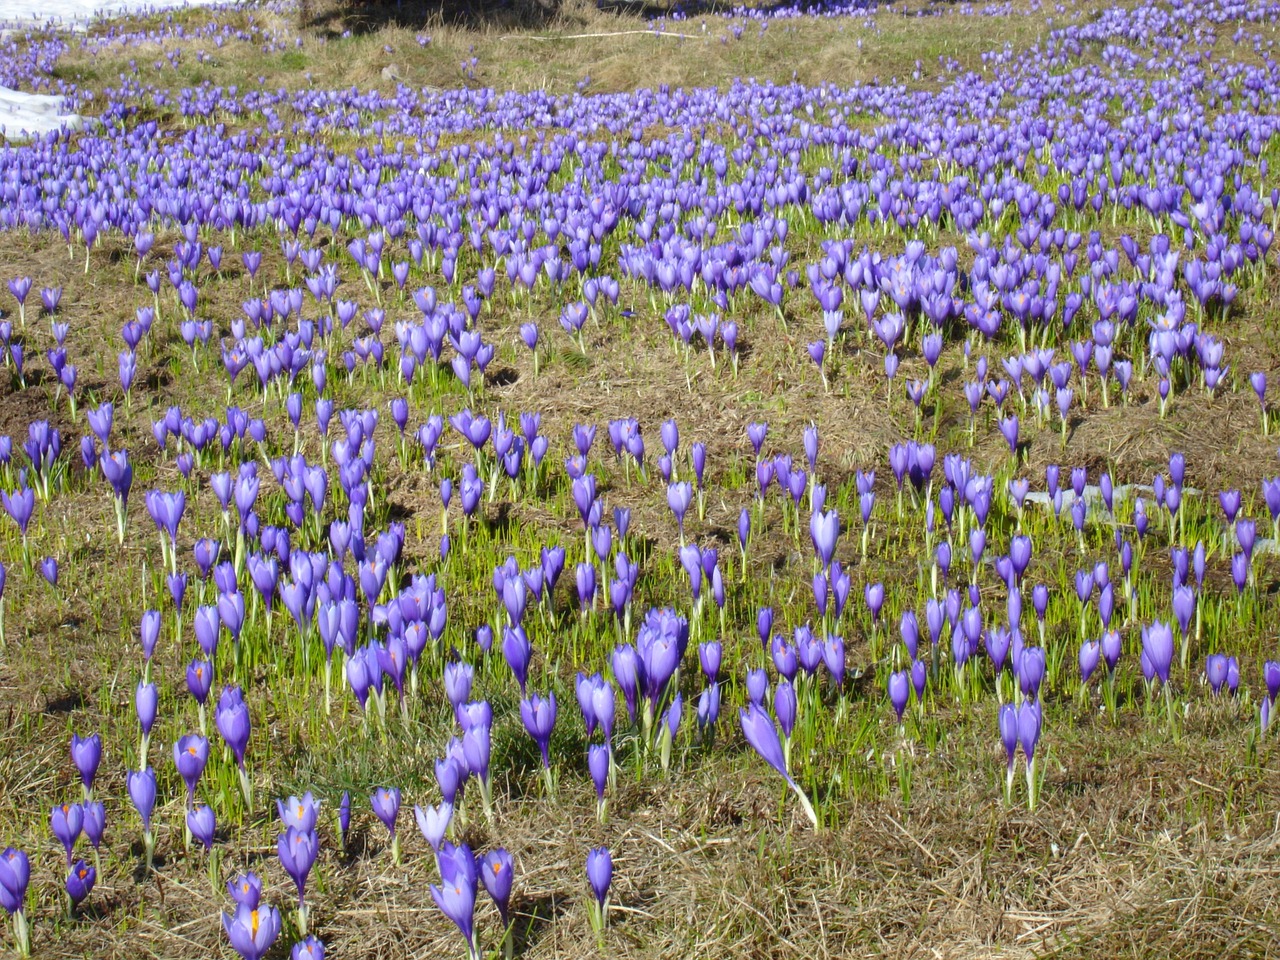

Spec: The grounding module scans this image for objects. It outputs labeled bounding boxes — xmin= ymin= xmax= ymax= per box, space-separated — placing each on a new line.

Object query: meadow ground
xmin=1 ymin=0 xmax=1280 ymax=957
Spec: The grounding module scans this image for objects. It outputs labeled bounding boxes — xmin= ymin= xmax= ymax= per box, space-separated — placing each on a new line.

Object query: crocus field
xmin=3 ymin=0 xmax=1280 ymax=956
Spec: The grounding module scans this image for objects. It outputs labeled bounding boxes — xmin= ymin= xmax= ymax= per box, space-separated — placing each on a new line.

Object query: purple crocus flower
xmin=998 ymin=416 xmax=1019 ymax=454
xmin=137 ymin=610 xmax=161 ymax=663
xmin=667 ymin=481 xmax=693 ymax=537
xmin=502 ymin=625 xmax=532 ymax=693
xmin=292 ymin=936 xmax=325 ymax=960
xmin=521 ymin=691 xmax=558 ymax=778
xmin=51 ymin=802 xmax=82 ymax=865
xmin=738 ymin=703 xmax=818 ymax=828
xmin=1017 ymin=701 xmax=1041 ymax=761
xmin=1199 ymin=653 xmax=1227 ymax=696
xmin=371 ymin=787 xmax=402 ymax=862
xmin=127 ymin=767 xmax=157 ymax=869
xmin=479 ymin=848 xmax=514 ymax=929
xmin=1017 ymin=647 xmax=1046 ymax=700
xmin=0 ymin=487 xmax=33 ymax=538
xmin=216 ymin=686 xmax=251 ymax=766
xmin=136 ymin=680 xmax=158 ymax=743
xmin=810 ymin=510 xmax=838 ymax=570
xmin=65 ymin=860 xmax=95 ymax=911
xmin=187 ymin=657 xmax=214 ymax=708
xmin=1231 ymin=552 xmax=1250 ymax=594
xmin=864 ymin=582 xmax=885 ymax=624
xmin=70 ymin=733 xmax=101 ymax=798
xmin=339 ymin=792 xmax=351 ymax=849
xmin=278 ymin=826 xmax=319 ymax=928
xmin=0 ymin=845 xmax=29 ymax=955
xmin=0 ymin=845 xmax=29 ymax=919
xmin=998 ymin=702 xmax=1018 ymax=777
xmin=588 ymin=742 xmax=610 ymax=815
xmin=444 ymin=662 xmax=474 ymax=720
xmin=1140 ymin=621 xmax=1174 ymax=686
xmin=1099 ymin=629 xmax=1122 ymax=674
xmin=431 ymin=841 xmax=478 ymax=959
xmin=223 ymin=902 xmax=281 ymax=960
xmin=1264 ymin=661 xmax=1280 ymax=704
xmin=1079 ymin=640 xmax=1100 ymax=684
xmin=888 ymin=671 xmax=910 ymax=722
xmin=188 ymin=805 xmax=216 ymax=851
xmin=774 ymin=680 xmax=797 ymax=748
xmin=825 ymin=635 xmax=846 ymax=688
xmin=174 ymin=734 xmax=209 ymax=805
xmin=586 ymin=846 xmax=612 ymax=930
xmin=228 ymin=872 xmax=262 ymax=909
xmin=414 ymin=802 xmax=453 ymax=853
xmin=81 ymin=801 xmax=104 ymax=852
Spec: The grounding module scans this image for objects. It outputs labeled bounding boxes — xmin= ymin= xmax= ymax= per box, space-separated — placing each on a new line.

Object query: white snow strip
xmin=0 ymin=86 xmax=82 ymax=142
xmin=1 ymin=0 xmax=228 ymax=32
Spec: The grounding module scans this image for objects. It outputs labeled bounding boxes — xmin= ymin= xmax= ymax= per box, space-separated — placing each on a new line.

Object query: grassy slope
xmin=0 ymin=0 xmax=1279 ymax=958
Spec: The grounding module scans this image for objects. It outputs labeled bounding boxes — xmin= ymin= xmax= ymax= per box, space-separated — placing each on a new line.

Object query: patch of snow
xmin=0 ymin=86 xmax=82 ymax=143
xmin=1021 ymin=483 xmax=1200 ymax=511
xmin=1 ymin=0 xmax=228 ymax=32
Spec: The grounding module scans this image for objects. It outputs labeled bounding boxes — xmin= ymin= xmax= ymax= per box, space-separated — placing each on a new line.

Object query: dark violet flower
xmin=865 ymin=582 xmax=885 ymax=623
xmin=774 ymin=680 xmax=797 ymax=744
xmin=698 ymin=641 xmax=722 ymax=684
xmin=1017 ymin=647 xmax=1046 ymax=700
xmin=999 ymin=415 xmax=1019 ymax=454
xmin=1101 ymin=630 xmax=1122 ymax=673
